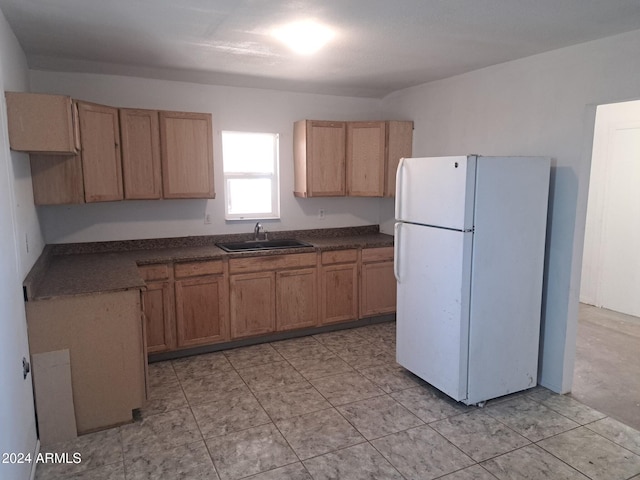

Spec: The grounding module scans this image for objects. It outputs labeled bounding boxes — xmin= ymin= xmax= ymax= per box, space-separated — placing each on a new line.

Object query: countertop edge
xmin=26 ymin=230 xmax=394 ymax=301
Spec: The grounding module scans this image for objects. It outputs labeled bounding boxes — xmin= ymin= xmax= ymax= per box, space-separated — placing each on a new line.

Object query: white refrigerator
xmin=395 ymin=155 xmax=550 ymax=405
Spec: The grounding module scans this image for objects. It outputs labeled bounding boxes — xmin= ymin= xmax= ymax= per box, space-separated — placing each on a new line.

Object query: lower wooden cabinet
xmin=276 ymin=268 xmax=318 ymax=331
xmin=142 ymin=281 xmax=176 ymax=353
xmin=139 ymin=264 xmax=175 ymax=353
xmin=229 ymin=272 xmax=276 ymax=339
xmin=320 ymin=250 xmax=359 ymax=325
xmin=175 ymin=275 xmax=229 ymax=347
xmin=228 ymin=253 xmax=318 ymax=339
xmin=360 ymin=247 xmax=397 ymax=317
xmin=140 ymin=260 xmax=229 ymax=353
xmin=140 ymin=247 xmax=395 ymax=355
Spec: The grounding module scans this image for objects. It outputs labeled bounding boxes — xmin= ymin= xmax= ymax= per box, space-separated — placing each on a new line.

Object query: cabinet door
xmin=321 ymin=263 xmax=358 ymax=325
xmin=142 ymin=281 xmax=176 ymax=353
xmin=175 ymin=275 xmax=229 ymax=347
xmin=346 ymin=122 xmax=386 ymax=197
xmin=304 ymin=120 xmax=346 ymax=197
xmin=276 ymin=268 xmax=318 ymax=331
xmin=30 ymin=154 xmax=85 ymax=205
xmin=120 ymin=109 xmax=162 ymax=199
xmin=160 ymin=111 xmax=214 ymax=199
xmin=230 ymin=272 xmax=276 ymax=339
xmin=5 ymin=92 xmax=79 ymax=154
xmin=385 ymin=121 xmax=413 ymax=197
xmin=77 ymin=102 xmax=123 ymax=202
xmin=360 ymin=261 xmax=397 ymax=317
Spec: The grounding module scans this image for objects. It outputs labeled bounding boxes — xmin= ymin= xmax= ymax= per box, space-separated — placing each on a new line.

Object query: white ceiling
xmin=2 ymin=0 xmax=640 ymax=98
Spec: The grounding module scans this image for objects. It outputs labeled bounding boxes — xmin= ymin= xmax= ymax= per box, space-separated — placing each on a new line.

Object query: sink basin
xmin=216 ymin=238 xmax=314 ymax=252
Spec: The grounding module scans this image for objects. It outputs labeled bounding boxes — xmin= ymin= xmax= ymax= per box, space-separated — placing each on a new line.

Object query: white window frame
xmin=222 ymin=131 xmax=280 ymax=221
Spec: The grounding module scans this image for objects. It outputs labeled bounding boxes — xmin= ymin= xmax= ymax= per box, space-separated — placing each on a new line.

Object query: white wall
xmin=29 ymin=71 xmax=385 ymax=243
xmin=0 ymin=8 xmax=42 ymax=480
xmin=581 ymin=100 xmax=640 ymax=316
xmin=380 ymin=28 xmax=640 ymax=393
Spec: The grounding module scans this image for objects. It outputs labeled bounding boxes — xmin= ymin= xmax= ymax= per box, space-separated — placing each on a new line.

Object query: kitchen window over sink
xmin=221 ymin=131 xmax=280 ymax=220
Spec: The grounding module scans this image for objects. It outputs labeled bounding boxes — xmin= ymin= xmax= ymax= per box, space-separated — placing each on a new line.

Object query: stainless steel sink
xmin=216 ymin=238 xmax=314 ymax=252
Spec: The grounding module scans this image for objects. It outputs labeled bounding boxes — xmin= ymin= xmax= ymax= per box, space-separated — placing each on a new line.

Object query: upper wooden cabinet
xmin=30 ymin=154 xmax=85 ymax=205
xmin=77 ymin=101 xmax=123 ymax=202
xmin=347 ymin=122 xmax=386 ymax=197
xmin=294 ymin=120 xmax=346 ymax=197
xmin=293 ymin=119 xmax=412 ymax=198
xmin=120 ymin=109 xmax=162 ymax=200
xmin=160 ymin=111 xmax=215 ymax=199
xmin=16 ymin=98 xmax=215 ymax=204
xmin=5 ymin=92 xmax=80 ymax=154
xmin=384 ymin=121 xmax=413 ymax=197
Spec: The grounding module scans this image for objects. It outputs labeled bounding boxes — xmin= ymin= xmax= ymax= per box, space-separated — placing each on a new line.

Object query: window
xmin=221 ymin=131 xmax=280 ymax=220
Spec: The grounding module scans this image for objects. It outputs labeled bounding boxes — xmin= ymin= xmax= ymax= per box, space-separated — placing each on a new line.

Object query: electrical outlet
xmin=204 ymin=213 xmax=212 ymax=224
xmin=318 ymin=208 xmax=325 ymax=220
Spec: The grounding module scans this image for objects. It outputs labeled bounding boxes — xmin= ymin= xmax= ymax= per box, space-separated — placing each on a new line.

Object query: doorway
xmin=573 ymin=100 xmax=640 ymax=430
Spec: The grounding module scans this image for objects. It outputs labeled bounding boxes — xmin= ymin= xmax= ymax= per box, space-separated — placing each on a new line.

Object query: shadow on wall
xmin=37 ymin=199 xmax=208 ymax=243
xmin=537 ymin=163 xmax=579 ymax=393
xmin=294 ymin=195 xmax=383 ymax=230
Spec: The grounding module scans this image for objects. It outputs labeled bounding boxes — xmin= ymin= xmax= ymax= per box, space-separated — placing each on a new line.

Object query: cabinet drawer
xmin=321 ymin=249 xmax=358 ymax=265
xmin=361 ymin=247 xmax=394 ymax=263
xmin=174 ymin=260 xmax=223 ymax=278
xmin=139 ymin=264 xmax=170 ymax=282
xmin=229 ymin=253 xmax=317 ymax=274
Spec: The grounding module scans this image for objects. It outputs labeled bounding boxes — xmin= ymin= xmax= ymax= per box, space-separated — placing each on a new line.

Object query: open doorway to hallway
xmin=573 ymin=99 xmax=640 ymax=430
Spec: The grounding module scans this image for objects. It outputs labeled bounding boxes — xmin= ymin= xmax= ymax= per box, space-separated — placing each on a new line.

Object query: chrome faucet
xmin=253 ymin=222 xmax=266 ymax=241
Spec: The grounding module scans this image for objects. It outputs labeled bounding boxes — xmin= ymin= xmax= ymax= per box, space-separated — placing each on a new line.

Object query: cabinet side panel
xmin=293 ymin=120 xmax=308 ymax=197
xmin=25 ymin=290 xmax=145 ymax=433
xmin=385 ymin=121 xmax=413 ymax=197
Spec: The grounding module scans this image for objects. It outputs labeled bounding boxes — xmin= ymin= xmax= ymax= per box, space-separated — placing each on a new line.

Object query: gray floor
xmin=572 ymin=303 xmax=640 ymax=431
xmin=36 ymin=321 xmax=640 ymax=480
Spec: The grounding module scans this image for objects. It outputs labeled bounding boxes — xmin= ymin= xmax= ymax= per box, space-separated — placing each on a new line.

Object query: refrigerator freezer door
xmin=395 ymin=221 xmax=473 ymax=401
xmin=395 ymin=156 xmax=476 ymax=230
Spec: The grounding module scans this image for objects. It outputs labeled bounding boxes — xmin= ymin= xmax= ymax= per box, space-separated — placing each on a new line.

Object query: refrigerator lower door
xmin=395 ymin=221 xmax=472 ymax=402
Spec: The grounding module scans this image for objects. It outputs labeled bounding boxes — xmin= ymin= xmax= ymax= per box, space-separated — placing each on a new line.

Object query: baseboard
xmin=149 ymin=313 xmax=396 ymax=363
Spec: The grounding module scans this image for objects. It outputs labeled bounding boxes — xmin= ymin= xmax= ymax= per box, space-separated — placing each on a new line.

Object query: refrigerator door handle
xmin=394 ymin=222 xmax=402 ymax=283
xmin=395 ymin=157 xmax=406 ymax=220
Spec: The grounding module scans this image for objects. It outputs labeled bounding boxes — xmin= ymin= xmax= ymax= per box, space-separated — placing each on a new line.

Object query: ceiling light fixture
xmin=271 ymin=20 xmax=335 ymax=55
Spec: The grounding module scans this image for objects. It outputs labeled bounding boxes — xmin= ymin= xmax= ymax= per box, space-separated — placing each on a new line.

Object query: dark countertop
xmin=25 ymin=226 xmax=393 ymax=301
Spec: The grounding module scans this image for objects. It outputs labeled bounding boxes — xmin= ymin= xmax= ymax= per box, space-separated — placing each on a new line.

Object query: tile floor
xmin=36 ymin=322 xmax=640 ymax=480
